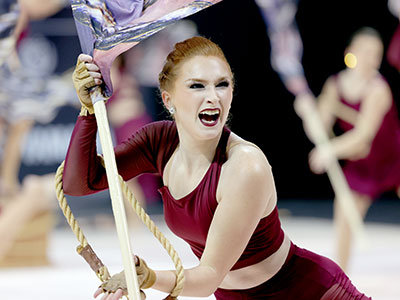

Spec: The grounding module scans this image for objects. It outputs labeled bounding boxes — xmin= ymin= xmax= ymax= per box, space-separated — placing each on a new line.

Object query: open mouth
xmin=199 ymin=109 xmax=220 ymax=127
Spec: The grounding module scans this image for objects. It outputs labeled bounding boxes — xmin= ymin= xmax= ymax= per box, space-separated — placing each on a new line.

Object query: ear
xmin=344 ymin=44 xmax=353 ymax=57
xmin=161 ymin=90 xmax=172 ymax=110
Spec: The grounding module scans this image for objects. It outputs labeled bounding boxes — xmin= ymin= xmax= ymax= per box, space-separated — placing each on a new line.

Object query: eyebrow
xmin=185 ymin=77 xmax=230 ymax=83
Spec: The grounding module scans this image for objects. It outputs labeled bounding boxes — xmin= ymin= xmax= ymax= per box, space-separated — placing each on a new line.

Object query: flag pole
xmin=91 ymin=87 xmax=141 ymax=300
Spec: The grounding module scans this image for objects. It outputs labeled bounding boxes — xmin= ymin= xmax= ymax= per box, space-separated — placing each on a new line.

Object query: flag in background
xmin=71 ymin=0 xmax=223 ymax=97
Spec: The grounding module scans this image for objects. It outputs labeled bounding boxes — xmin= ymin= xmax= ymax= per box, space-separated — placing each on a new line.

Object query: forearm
xmin=63 ymin=115 xmax=108 ymax=196
xmin=330 ymin=129 xmax=370 ymax=160
xmin=294 ymin=93 xmax=335 ymax=144
xmin=152 ymin=265 xmax=221 ymax=297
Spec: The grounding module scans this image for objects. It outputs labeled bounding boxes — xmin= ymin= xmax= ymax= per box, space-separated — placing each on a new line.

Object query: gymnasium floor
xmin=0 ymin=200 xmax=399 ymax=300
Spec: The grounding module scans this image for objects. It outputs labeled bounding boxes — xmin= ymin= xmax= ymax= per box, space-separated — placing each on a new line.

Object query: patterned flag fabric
xmin=71 ymin=0 xmax=223 ymax=97
xmin=0 ymin=0 xmax=76 ymax=124
xmin=255 ymin=0 xmax=309 ymax=96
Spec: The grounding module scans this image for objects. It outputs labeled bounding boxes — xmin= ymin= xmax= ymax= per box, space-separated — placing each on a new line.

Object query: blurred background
xmin=0 ymin=0 xmax=399 ymax=299
xmin=10 ymin=0 xmax=400 ymax=217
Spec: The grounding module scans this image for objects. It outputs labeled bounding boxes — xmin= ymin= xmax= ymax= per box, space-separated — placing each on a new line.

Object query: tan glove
xmin=99 ymin=257 xmax=156 ymax=296
xmin=72 ymin=57 xmax=96 ymax=115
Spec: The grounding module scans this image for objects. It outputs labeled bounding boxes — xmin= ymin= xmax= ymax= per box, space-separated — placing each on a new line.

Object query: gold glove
xmin=100 ymin=257 xmax=156 ymax=295
xmin=72 ymin=57 xmax=96 ymax=116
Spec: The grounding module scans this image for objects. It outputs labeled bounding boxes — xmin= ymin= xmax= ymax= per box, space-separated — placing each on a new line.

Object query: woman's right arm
xmin=62 ymin=55 xmax=160 ymax=196
xmin=62 ymin=114 xmax=107 ymax=196
xmin=63 ymin=54 xmax=106 ymax=196
xmin=294 ymin=76 xmax=338 ymax=140
xmin=315 ymin=76 xmax=339 ymax=133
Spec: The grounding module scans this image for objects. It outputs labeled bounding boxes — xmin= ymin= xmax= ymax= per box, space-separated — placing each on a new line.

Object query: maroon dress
xmin=335 ymin=78 xmax=400 ymax=199
xmin=387 ymin=24 xmax=400 ymax=71
xmin=63 ymin=116 xmax=370 ymax=299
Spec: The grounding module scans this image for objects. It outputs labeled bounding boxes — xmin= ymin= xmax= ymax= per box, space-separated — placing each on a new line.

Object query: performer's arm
xmin=62 ymin=55 xmax=160 ymax=196
xmin=62 ymin=114 xmax=163 ymax=196
xmin=315 ymin=76 xmax=339 ymax=132
xmin=294 ymin=76 xmax=338 ymax=145
xmin=62 ymin=114 xmax=105 ymax=196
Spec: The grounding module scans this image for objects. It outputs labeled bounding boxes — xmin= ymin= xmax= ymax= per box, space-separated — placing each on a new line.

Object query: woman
xmin=63 ymin=36 xmax=370 ymax=299
xmin=305 ymin=27 xmax=400 ymax=271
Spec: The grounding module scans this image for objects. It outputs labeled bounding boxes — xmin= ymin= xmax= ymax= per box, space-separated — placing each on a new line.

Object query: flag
xmin=71 ymin=0 xmax=223 ymax=97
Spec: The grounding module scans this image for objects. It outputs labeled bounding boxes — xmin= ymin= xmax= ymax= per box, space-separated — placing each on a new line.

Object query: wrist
xmin=141 ymin=268 xmax=156 ymax=289
xmin=152 ymin=270 xmax=180 ymax=295
xmin=79 ymin=105 xmax=95 ymax=116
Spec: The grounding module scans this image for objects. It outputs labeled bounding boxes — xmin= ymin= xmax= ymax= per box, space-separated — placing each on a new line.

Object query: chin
xmin=198 ymin=120 xmax=225 ymax=138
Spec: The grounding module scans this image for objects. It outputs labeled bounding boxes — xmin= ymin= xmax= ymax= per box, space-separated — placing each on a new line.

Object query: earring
xmin=344 ymin=52 xmax=357 ymax=69
xmin=169 ymin=107 xmax=175 ymax=114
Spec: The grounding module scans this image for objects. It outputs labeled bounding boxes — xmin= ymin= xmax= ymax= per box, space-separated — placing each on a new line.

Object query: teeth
xmin=201 ymin=110 xmax=219 ymax=115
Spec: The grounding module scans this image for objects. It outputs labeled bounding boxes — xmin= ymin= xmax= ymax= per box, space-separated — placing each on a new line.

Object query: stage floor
xmin=0 ymin=214 xmax=399 ymax=300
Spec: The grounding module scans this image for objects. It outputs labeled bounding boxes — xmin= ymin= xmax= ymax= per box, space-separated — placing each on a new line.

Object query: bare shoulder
xmin=364 ymin=75 xmax=392 ymax=108
xmin=219 ymin=132 xmax=273 ymax=190
xmin=324 ymin=74 xmax=339 ymax=88
xmin=225 ymin=133 xmax=271 ymax=173
xmin=217 ymin=132 xmax=276 ymax=210
xmin=323 ymin=73 xmax=341 ymax=93
xmin=369 ymin=76 xmax=392 ymax=96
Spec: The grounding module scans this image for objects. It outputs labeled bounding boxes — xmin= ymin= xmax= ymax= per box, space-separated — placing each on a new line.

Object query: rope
xmin=55 ymin=162 xmax=87 ymax=248
xmin=119 ymin=176 xmax=184 ymax=298
xmin=55 ymin=161 xmax=111 ymax=282
xmin=55 ymin=160 xmax=184 ymax=298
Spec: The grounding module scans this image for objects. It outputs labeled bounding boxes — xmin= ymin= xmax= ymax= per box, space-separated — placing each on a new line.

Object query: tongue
xmin=202 ymin=114 xmax=215 ymax=122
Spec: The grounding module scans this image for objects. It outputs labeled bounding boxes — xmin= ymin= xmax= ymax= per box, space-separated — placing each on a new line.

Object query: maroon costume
xmin=387 ymin=23 xmax=400 ymax=71
xmin=63 ymin=116 xmax=370 ymax=299
xmin=335 ymin=75 xmax=400 ymax=199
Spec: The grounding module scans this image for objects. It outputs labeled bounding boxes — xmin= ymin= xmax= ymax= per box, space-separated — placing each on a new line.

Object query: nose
xmin=206 ymin=86 xmax=219 ymax=103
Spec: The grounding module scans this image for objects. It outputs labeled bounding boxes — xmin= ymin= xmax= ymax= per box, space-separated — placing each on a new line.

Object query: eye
xmin=216 ymin=81 xmax=230 ymax=88
xmin=190 ymin=83 xmax=204 ymax=89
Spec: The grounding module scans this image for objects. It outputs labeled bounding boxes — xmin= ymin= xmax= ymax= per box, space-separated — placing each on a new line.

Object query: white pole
xmin=91 ymin=87 xmax=141 ymax=300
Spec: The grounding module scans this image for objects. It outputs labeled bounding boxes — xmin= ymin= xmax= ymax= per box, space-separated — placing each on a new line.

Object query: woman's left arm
xmin=152 ymin=145 xmax=275 ymax=297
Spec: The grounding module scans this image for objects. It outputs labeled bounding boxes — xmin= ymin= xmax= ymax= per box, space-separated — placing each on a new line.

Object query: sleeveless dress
xmin=63 ymin=116 xmax=371 ymax=299
xmin=335 ymin=77 xmax=400 ymax=198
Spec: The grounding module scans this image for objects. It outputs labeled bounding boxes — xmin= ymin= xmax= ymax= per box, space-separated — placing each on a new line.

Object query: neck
xmin=175 ymin=125 xmax=223 ymax=172
xmin=347 ymin=67 xmax=378 ymax=81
